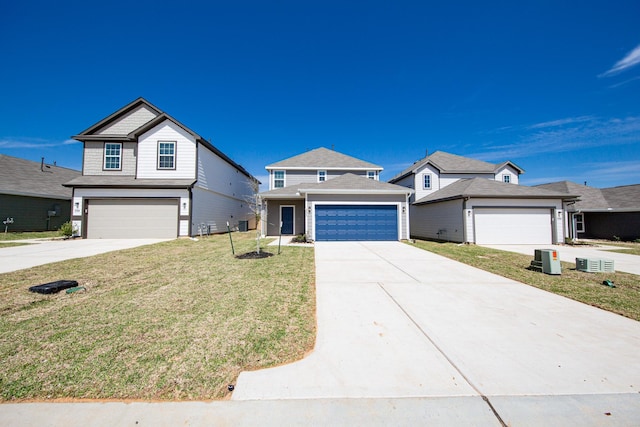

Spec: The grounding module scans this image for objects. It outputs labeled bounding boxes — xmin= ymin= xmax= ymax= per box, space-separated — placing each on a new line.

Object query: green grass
xmin=0 ymin=233 xmax=316 ymax=401
xmin=0 ymin=242 xmax=31 ymax=249
xmin=409 ymin=240 xmax=640 ymax=321
xmin=0 ymin=231 xmax=61 ymax=241
xmin=593 ymin=241 xmax=640 ymax=256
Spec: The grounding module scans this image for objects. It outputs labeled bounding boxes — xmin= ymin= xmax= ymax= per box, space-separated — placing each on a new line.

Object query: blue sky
xmin=1 ymin=1 xmax=639 ymax=189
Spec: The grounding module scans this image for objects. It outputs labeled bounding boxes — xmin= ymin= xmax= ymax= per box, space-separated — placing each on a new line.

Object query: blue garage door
xmin=315 ymin=205 xmax=398 ymax=241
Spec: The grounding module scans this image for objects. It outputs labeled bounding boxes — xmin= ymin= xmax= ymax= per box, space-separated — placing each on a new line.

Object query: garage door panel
xmin=88 ymin=199 xmax=178 ymax=239
xmin=316 ymin=205 xmax=398 ymax=241
xmin=474 ymin=208 xmax=551 ymax=245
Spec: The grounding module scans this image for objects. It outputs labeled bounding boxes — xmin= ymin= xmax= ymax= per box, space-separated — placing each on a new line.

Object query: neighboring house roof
xmin=71 ymin=97 xmax=257 ymax=182
xmin=536 ymin=181 xmax=640 ymax=212
xmin=260 ymin=173 xmax=413 ymax=198
xmin=63 ymin=176 xmax=195 ymax=189
xmin=266 ymin=147 xmax=383 ymax=171
xmin=414 ymin=177 xmax=575 ymax=205
xmin=0 ymin=154 xmax=81 ymax=199
xmin=389 ymin=151 xmax=524 ymax=183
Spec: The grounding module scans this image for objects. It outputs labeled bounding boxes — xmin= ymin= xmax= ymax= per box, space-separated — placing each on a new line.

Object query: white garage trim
xmin=87 ymin=198 xmax=179 ymax=239
xmin=474 ymin=207 xmax=553 ymax=245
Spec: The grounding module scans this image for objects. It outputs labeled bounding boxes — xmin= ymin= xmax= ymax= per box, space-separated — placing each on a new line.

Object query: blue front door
xmin=281 ymin=206 xmax=294 ymax=234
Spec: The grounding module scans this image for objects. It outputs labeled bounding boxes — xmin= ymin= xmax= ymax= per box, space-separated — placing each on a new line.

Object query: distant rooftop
xmin=266 ymin=147 xmax=382 ymax=170
xmin=0 ymin=154 xmax=81 ymax=199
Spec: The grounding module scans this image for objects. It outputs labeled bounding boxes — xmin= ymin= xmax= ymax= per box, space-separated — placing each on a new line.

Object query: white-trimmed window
xmin=104 ymin=143 xmax=122 ymax=170
xmin=367 ymin=171 xmax=376 ymax=180
xmin=503 ymin=175 xmax=511 ymax=183
xmin=274 ymin=170 xmax=285 ymax=188
xmin=158 ymin=141 xmax=176 ymax=169
xmin=574 ymin=213 xmax=585 ymax=233
xmin=318 ymin=170 xmax=326 ymax=182
xmin=423 ymin=173 xmax=432 ymax=189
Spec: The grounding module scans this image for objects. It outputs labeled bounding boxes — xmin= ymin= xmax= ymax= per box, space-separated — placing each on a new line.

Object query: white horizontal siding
xmin=410 ymin=199 xmax=464 ymax=242
xmin=494 ymin=165 xmax=520 ymax=184
xmin=191 ymin=186 xmax=254 ymax=235
xmin=412 ymin=164 xmax=441 ymax=202
xmin=197 ymin=144 xmax=254 ymax=201
xmin=136 ymin=120 xmax=196 ymax=179
xmin=97 ymin=105 xmax=158 ymax=135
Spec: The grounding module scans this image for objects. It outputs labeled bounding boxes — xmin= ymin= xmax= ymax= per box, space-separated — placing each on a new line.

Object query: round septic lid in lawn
xmin=235 ymin=251 xmax=274 ymax=259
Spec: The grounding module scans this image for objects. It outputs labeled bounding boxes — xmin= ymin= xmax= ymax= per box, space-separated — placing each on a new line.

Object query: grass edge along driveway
xmin=409 ymin=240 xmax=640 ymax=322
xmin=0 ymin=233 xmax=316 ymax=401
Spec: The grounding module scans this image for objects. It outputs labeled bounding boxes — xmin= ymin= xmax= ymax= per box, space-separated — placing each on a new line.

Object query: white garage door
xmin=474 ymin=208 xmax=552 ymax=244
xmin=87 ymin=199 xmax=178 ymax=239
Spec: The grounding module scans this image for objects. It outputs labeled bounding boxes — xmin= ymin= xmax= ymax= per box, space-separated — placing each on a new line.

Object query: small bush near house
xmin=291 ymin=234 xmax=309 ymax=243
xmin=58 ymin=221 xmax=75 ymax=237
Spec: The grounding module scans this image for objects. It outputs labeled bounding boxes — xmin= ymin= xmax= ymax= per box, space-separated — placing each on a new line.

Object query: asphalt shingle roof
xmin=64 ymin=176 xmax=196 ymax=188
xmin=298 ymin=173 xmax=411 ymax=193
xmin=260 ymin=173 xmax=412 ymax=198
xmin=389 ymin=151 xmax=524 ymax=183
xmin=415 ymin=178 xmax=574 ymax=205
xmin=536 ymin=181 xmax=640 ymax=211
xmin=0 ymin=155 xmax=81 ymax=199
xmin=266 ymin=147 xmax=382 ymax=170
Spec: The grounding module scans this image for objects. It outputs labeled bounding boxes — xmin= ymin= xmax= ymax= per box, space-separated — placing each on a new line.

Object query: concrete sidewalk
xmin=0 ymin=238 xmax=170 ymax=273
xmin=481 ymin=243 xmax=640 ymax=275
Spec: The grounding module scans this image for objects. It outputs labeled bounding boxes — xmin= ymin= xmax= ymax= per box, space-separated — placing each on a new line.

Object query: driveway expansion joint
xmin=377 ymin=280 xmax=507 ymax=427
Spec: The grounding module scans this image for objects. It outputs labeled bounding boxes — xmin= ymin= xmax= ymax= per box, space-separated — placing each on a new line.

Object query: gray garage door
xmin=87 ymin=199 xmax=178 ymax=239
xmin=315 ymin=205 xmax=398 ymax=241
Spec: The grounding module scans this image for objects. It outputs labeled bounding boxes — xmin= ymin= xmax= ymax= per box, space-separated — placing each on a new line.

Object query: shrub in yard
xmin=58 ymin=221 xmax=75 ymax=237
xmin=291 ymin=234 xmax=308 ymax=243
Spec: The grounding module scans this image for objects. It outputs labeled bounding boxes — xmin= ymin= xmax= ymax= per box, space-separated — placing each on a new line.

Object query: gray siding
xmin=0 ymin=194 xmax=71 ymax=232
xmin=265 ymin=199 xmax=305 ymax=236
xmin=274 ymin=169 xmax=372 ymax=189
xmin=410 ymin=199 xmax=464 ymax=242
xmin=97 ymin=105 xmax=158 ymax=135
xmin=83 ymin=141 xmax=137 ymax=176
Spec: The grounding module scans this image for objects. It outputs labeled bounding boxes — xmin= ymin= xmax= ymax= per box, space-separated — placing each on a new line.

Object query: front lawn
xmin=0 ymin=233 xmax=316 ymax=401
xmin=410 ymin=240 xmax=640 ymax=321
xmin=0 ymin=231 xmax=61 ymax=241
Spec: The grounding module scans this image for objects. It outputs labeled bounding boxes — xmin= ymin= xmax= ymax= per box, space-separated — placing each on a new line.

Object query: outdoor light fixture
xmin=182 ymin=202 xmax=187 ymax=209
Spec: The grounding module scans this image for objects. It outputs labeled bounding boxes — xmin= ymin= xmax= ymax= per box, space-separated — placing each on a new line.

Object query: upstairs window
xmin=503 ymin=175 xmax=511 ymax=183
xmin=318 ymin=170 xmax=327 ymax=182
xmin=274 ymin=170 xmax=285 ymax=188
xmin=158 ymin=141 xmax=176 ymax=169
xmin=367 ymin=171 xmax=376 ymax=180
xmin=423 ymin=173 xmax=432 ymax=189
xmin=104 ymin=143 xmax=122 ymax=170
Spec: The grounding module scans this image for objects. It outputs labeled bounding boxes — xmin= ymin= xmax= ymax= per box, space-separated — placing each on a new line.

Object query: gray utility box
xmin=529 ymin=249 xmax=562 ymax=275
xmin=576 ymin=258 xmax=615 ymax=273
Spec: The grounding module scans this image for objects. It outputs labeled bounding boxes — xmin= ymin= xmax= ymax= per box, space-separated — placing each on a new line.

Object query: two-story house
xmin=64 ymin=98 xmax=258 ymax=239
xmin=389 ymin=151 xmax=575 ymax=245
xmin=259 ymin=147 xmax=413 ymax=241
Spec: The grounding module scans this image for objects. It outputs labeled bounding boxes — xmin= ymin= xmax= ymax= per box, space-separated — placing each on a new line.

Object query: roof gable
xmin=266 ymin=147 xmax=382 ymax=170
xmin=415 ymin=177 xmax=574 ymax=205
xmin=74 ymin=97 xmax=162 ymax=138
xmin=389 ymin=151 xmax=524 ymax=183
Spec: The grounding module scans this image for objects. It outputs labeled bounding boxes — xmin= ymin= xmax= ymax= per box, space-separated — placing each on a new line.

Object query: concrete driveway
xmin=0 ymin=238 xmax=170 ymax=273
xmin=481 ymin=243 xmax=640 ymax=275
xmin=233 ymin=241 xmax=640 ymax=425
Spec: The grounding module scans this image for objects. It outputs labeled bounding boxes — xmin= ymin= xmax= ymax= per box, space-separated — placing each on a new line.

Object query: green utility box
xmin=529 ymin=249 xmax=562 ymax=275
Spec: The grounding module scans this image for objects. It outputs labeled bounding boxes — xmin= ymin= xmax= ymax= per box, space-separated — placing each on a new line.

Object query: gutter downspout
xmin=405 ymin=192 xmax=411 ymax=240
xmin=462 ymin=197 xmax=469 ymax=243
